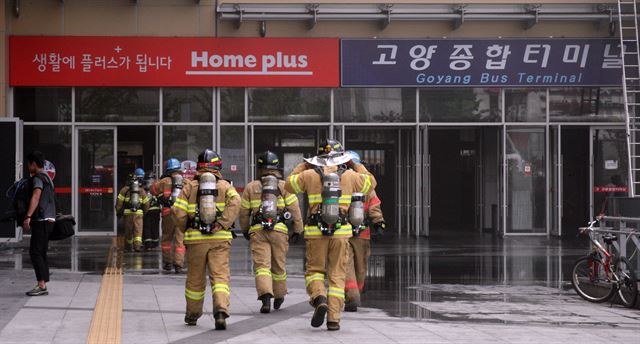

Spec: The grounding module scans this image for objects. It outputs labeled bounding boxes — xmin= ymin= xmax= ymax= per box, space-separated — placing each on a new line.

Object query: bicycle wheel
xmin=614 ymin=257 xmax=638 ymax=308
xmin=571 ymin=256 xmax=616 ymax=303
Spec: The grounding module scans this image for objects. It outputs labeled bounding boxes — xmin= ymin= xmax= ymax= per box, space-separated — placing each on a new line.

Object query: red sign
xmin=593 ymin=186 xmax=628 ymax=193
xmin=10 ymin=36 xmax=339 ymax=87
xmin=79 ymin=187 xmax=114 ymax=194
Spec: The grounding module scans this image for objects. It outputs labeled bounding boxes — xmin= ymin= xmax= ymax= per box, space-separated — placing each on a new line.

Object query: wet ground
xmin=1 ymin=231 xmax=639 ymax=343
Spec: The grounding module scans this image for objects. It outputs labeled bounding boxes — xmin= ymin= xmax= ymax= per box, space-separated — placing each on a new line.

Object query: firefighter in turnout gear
xmin=285 ymin=146 xmax=376 ymax=331
xmin=155 ymin=158 xmax=186 ymax=273
xmin=115 ymin=168 xmax=150 ymax=252
xmin=343 ymin=152 xmax=386 ymax=312
xmin=143 ymin=171 xmax=161 ymax=251
xmin=239 ymin=151 xmax=303 ymax=314
xmin=172 ymin=149 xmax=240 ymax=330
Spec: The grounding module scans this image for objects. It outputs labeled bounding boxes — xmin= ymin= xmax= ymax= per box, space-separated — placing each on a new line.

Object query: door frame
xmin=73 ymin=126 xmax=117 ymax=236
xmin=589 ymin=126 xmax=628 ymax=220
xmin=0 ymin=118 xmax=22 ymax=242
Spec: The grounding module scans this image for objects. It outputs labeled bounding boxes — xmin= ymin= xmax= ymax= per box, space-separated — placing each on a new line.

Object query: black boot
xmin=162 ymin=263 xmax=173 ymax=272
xmin=327 ymin=321 xmax=340 ymax=331
xmin=174 ymin=265 xmax=183 ymax=274
xmin=311 ymin=296 xmax=328 ymax=328
xmin=184 ymin=313 xmax=199 ymax=326
xmin=259 ymin=294 xmax=272 ymax=314
xmin=214 ymin=312 xmax=227 ymax=330
xmin=273 ymin=297 xmax=285 ymax=310
xmin=344 ymin=301 xmax=358 ymax=312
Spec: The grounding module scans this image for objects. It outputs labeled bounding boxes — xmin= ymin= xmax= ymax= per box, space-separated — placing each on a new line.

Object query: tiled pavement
xmin=0 ymin=271 xmax=638 ymax=344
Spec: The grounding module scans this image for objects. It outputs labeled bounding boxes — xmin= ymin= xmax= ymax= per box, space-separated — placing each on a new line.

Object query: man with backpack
xmin=23 ymin=151 xmax=56 ymax=296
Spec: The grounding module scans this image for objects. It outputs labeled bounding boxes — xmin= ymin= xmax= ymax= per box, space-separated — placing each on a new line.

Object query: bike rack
xmin=593 ymin=216 xmax=640 ymax=279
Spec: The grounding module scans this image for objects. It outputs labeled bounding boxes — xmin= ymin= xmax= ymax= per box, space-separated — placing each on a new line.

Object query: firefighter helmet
xmin=256 ymin=150 xmax=280 ymax=170
xmin=318 ymin=139 xmax=345 ymax=155
xmin=165 ymin=158 xmax=181 ymax=173
xmin=197 ymin=149 xmax=223 ymax=171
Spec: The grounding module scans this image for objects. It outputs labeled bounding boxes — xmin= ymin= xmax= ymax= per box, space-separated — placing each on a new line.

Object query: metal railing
xmin=593 ymin=215 xmax=640 ymax=277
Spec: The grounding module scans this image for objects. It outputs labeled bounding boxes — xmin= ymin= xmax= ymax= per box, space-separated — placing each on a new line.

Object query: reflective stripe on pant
xmin=124 ymin=214 xmax=143 ymax=249
xmin=161 ymin=214 xmax=185 ymax=267
xmin=185 ymin=240 xmax=232 ymax=318
xmin=304 ymin=237 xmax=349 ymax=323
xmin=249 ymin=230 xmax=289 ymax=299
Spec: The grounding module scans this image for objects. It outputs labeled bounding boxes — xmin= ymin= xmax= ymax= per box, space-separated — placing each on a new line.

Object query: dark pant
xmin=29 ymin=221 xmax=54 ymax=282
xmin=143 ymin=210 xmax=160 ymax=248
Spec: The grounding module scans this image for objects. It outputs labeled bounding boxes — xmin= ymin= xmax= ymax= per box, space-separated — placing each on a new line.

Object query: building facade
xmin=0 ymin=0 xmax=631 ymax=239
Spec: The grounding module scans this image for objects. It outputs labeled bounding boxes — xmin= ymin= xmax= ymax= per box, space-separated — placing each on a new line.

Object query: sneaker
xmin=327 ymin=321 xmax=340 ymax=331
xmin=311 ymin=296 xmax=328 ymax=328
xmin=26 ymin=285 xmax=48 ymax=296
xmin=184 ymin=314 xmax=198 ymax=326
xmin=162 ymin=263 xmax=173 ymax=272
xmin=273 ymin=297 xmax=285 ymax=310
xmin=214 ymin=312 xmax=227 ymax=330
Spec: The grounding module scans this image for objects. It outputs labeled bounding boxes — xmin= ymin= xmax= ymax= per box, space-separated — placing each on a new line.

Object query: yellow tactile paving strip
xmin=86 ymin=237 xmax=123 ymax=344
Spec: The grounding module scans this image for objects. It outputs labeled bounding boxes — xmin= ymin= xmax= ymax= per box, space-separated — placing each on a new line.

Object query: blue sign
xmin=341 ymin=39 xmax=625 ymax=87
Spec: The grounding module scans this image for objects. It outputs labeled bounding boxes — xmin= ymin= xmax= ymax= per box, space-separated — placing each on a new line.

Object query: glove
xmin=371 ymin=222 xmax=386 ymax=240
xmin=243 ymin=232 xmax=251 ymax=241
xmin=289 ymin=232 xmax=301 ymax=244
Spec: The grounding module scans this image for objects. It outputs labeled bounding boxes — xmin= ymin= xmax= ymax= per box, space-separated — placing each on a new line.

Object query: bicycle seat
xmin=602 ymin=234 xmax=617 ymax=244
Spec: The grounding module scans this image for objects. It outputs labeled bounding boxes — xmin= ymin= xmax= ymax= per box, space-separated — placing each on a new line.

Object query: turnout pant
xmin=184 ymin=240 xmax=231 ymax=318
xmin=124 ymin=214 xmax=143 ymax=249
xmin=345 ymin=237 xmax=371 ymax=305
xmin=161 ymin=214 xmax=185 ymax=267
xmin=143 ymin=209 xmax=160 ymax=249
xmin=305 ymin=237 xmax=349 ymax=323
xmin=29 ymin=221 xmax=55 ymax=282
xmin=249 ymin=229 xmax=289 ymax=299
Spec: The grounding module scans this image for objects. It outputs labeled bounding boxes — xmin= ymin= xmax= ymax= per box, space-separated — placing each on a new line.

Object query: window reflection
xmin=549 ymin=88 xmax=625 ymax=122
xmin=14 ymin=87 xmax=71 ymax=122
xmin=23 ymin=126 xmax=72 ymax=214
xmin=76 ymin=87 xmax=159 ymax=122
xmin=163 ymin=125 xmax=212 ymax=163
xmin=419 ymin=88 xmax=501 ymax=122
xmin=505 ymin=89 xmax=546 ymax=122
xmin=163 ymin=88 xmax=212 ymax=122
xmin=220 ymin=88 xmax=244 ymax=123
xmin=220 ymin=126 xmax=246 ymax=188
xmin=248 ymin=88 xmax=330 ymax=122
xmin=335 ymin=88 xmax=416 ymax=122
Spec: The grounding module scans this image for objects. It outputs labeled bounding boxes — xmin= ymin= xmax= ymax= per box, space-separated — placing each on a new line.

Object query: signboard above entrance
xmin=341 ymin=38 xmax=625 ymax=87
xmin=10 ymin=36 xmax=339 ymax=87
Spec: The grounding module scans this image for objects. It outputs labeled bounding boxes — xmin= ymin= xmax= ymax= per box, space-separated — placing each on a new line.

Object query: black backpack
xmin=4 ymin=173 xmax=49 ymax=224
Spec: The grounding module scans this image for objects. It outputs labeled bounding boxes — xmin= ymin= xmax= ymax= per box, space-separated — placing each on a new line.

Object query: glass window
xmin=220 ymin=88 xmax=244 ymax=123
xmin=23 ymin=125 xmax=72 ymax=214
xmin=506 ymin=128 xmax=546 ymax=234
xmin=163 ymin=125 xmax=213 ymax=164
xmin=419 ymin=88 xmax=501 ymax=122
xmin=335 ymin=88 xmax=416 ymax=122
xmin=14 ymin=87 xmax=71 ymax=122
xmin=505 ymin=89 xmax=546 ymax=122
xmin=549 ymin=88 xmax=626 ymax=122
xmin=220 ymin=126 xmax=246 ymax=189
xmin=75 ymin=87 xmax=159 ymax=122
xmin=248 ymin=88 xmax=330 ymax=122
xmin=163 ymin=88 xmax=212 ymax=122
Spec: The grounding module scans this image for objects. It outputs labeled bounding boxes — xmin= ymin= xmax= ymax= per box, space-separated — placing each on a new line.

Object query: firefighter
xmin=172 ymin=149 xmax=240 ymax=330
xmin=343 ymin=151 xmax=386 ymax=312
xmin=115 ymin=168 xmax=150 ymax=252
xmin=239 ymin=151 xmax=303 ymax=314
xmin=285 ymin=145 xmax=376 ymax=331
xmin=143 ymin=171 xmax=161 ymax=251
xmin=155 ymin=158 xmax=186 ymax=273
xmin=290 ymin=139 xmax=345 ymax=175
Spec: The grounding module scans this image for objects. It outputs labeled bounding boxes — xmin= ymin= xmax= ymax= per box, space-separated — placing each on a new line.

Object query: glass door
xmin=504 ymin=127 xmax=547 ymax=235
xmin=590 ymin=127 xmax=629 ymax=218
xmin=76 ymin=127 xmax=116 ymax=234
xmin=420 ymin=126 xmax=429 ymax=237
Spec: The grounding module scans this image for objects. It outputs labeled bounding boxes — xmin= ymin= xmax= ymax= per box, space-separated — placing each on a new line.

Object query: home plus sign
xmin=114 ymin=46 xmax=123 ymax=53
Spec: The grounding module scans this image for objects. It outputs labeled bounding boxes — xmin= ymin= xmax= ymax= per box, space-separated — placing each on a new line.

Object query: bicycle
xmin=571 ymin=218 xmax=638 ymax=308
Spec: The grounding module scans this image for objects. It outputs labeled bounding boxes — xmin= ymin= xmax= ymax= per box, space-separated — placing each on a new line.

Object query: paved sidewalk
xmin=0 ymin=270 xmax=639 ymax=344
